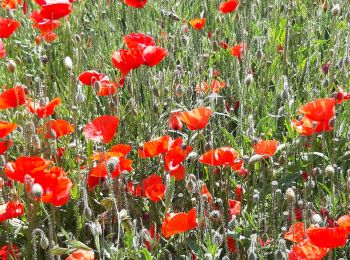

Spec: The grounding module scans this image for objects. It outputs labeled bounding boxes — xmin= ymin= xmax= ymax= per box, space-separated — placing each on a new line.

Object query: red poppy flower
xmin=4 ymin=156 xmax=52 ymax=182
xmin=0 ymin=39 xmax=5 ymax=58
xmin=299 ymin=98 xmax=335 ymax=122
xmin=91 ymin=144 xmax=132 ymax=161
xmin=253 ymin=139 xmax=278 ymax=158
xmin=126 ymin=181 xmax=142 ymax=196
xmin=0 ymin=121 xmax=17 ymax=138
xmin=284 ymin=222 xmax=306 ymax=243
xmin=2 ymin=0 xmax=21 ymax=9
xmin=39 ymin=2 xmax=72 ymax=20
xmin=289 ymin=240 xmax=329 ymax=260
xmin=179 ymin=107 xmax=212 ymax=131
xmin=195 ymin=80 xmax=226 ymax=94
xmin=228 ymin=199 xmax=241 ymax=218
xmin=142 ymin=46 xmax=167 ymax=67
xmin=227 ymin=236 xmax=237 ymax=253
xmin=163 ymin=142 xmax=192 ymax=180
xmin=230 ymin=43 xmax=246 ymax=59
xmin=138 ymin=135 xmax=171 ymax=158
xmin=0 ymin=140 xmax=12 ymax=155
xmin=26 ymin=97 xmax=61 ymax=118
xmin=334 ymin=87 xmax=350 ymax=104
xmin=0 ymin=201 xmax=24 ymax=222
xmin=219 ymin=0 xmax=239 ymax=14
xmin=0 ymin=86 xmax=26 ymax=109
xmin=43 ymin=119 xmax=74 ymax=139
xmin=292 ymin=116 xmax=332 ymax=136
xmin=161 ymin=208 xmax=197 ymax=238
xmin=0 ymin=244 xmax=19 ymax=260
xmin=124 ymin=0 xmax=147 ymax=8
xmin=199 ymin=147 xmax=243 ymax=170
xmin=83 ymin=115 xmax=119 ymax=144
xmin=142 ymin=174 xmax=166 ymax=202
xmin=35 ymin=0 xmax=72 ymax=6
xmin=123 ymin=33 xmax=155 ymax=50
xmin=337 ymin=214 xmax=350 ymax=230
xmin=168 ymin=112 xmax=183 ymax=130
xmin=112 ymin=48 xmax=144 ymax=75
xmin=35 ymin=31 xmax=57 ymax=44
xmin=66 ymin=249 xmax=94 ymax=260
xmin=0 ymin=18 xmax=20 ymax=38
xmin=32 ymin=166 xmax=73 ymax=206
xmin=78 ymin=70 xmax=108 ymax=85
xmin=307 ymin=226 xmax=348 ymax=248
xmin=87 ymin=158 xmax=133 ymax=190
xmin=189 ymin=18 xmax=206 ymax=30
xmin=31 ymin=10 xmax=61 ymax=34
xmin=200 ymin=184 xmax=212 ymax=203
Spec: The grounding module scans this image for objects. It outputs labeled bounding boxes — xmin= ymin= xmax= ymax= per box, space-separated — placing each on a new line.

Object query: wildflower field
xmin=0 ymin=0 xmax=350 ymax=259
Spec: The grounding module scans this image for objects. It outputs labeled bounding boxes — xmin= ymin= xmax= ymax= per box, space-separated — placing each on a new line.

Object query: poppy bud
xmin=175 ymin=84 xmax=183 ymax=97
xmin=285 ymin=188 xmax=295 ymax=203
xmin=307 ymin=179 xmax=315 ymax=189
xmin=244 ymin=74 xmax=254 ymax=86
xmin=7 ymin=59 xmax=16 ymax=73
xmin=278 ymin=151 xmax=286 ymax=165
xmin=41 ymin=55 xmax=49 ymax=64
xmin=31 ymin=183 xmax=43 ymax=197
xmin=152 ymin=87 xmax=160 ymax=97
xmin=252 ymin=193 xmax=260 ymax=203
xmin=344 ymin=56 xmax=350 ymax=67
xmin=209 ymin=210 xmax=221 ymax=222
xmin=256 ymin=49 xmax=264 ymax=60
xmin=204 ymin=253 xmax=213 ymax=260
xmin=40 ymin=236 xmax=49 ymax=249
xmin=331 ymin=4 xmax=340 ymax=16
xmin=31 ymin=134 xmax=41 ymax=149
xmin=311 ymin=213 xmax=322 ymax=224
xmin=64 ymin=56 xmax=73 ymax=70
xmin=271 ymin=181 xmax=278 ymax=190
xmin=325 ymin=165 xmax=335 ymax=176
xmin=83 ymin=207 xmax=92 ymax=220
xmin=297 ymin=200 xmax=304 ymax=209
xmin=185 ymin=178 xmax=197 ymax=194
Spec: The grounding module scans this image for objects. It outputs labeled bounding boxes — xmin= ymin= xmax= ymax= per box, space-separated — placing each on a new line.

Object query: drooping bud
xmin=64 ymin=56 xmax=73 ymax=70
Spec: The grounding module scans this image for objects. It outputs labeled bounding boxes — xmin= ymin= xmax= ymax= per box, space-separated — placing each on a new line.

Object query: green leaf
xmin=67 ymin=240 xmax=92 ymax=251
xmin=49 ymin=246 xmax=69 ymax=256
xmin=141 ymin=248 xmax=153 ymax=260
xmin=185 ymin=238 xmax=202 ymax=257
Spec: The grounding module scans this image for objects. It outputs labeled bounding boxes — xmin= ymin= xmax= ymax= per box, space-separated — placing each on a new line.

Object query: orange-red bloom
xmin=168 ymin=112 xmax=183 ymax=131
xmin=0 ymin=18 xmax=20 ymax=38
xmin=0 ymin=140 xmax=13 ymax=155
xmin=284 ymin=222 xmax=306 ymax=243
xmin=123 ymin=33 xmax=155 ymax=50
xmin=0 ymin=86 xmax=26 ymax=109
xmin=124 ymin=0 xmax=147 ymax=8
xmin=200 ymin=184 xmax=212 ymax=203
xmin=253 ymin=139 xmax=278 ymax=158
xmin=0 ymin=201 xmax=24 ymax=222
xmin=78 ymin=70 xmax=119 ymax=96
xmin=289 ymin=239 xmax=329 ymax=260
xmin=39 ymin=1 xmax=72 ymax=20
xmin=66 ymin=249 xmax=94 ymax=260
xmin=112 ymin=48 xmax=144 ymax=75
xmin=26 ymin=97 xmax=61 ymax=118
xmin=138 ymin=135 xmax=171 ymax=158
xmin=2 ymin=0 xmax=21 ymax=9
xmin=199 ymin=147 xmax=243 ymax=170
xmin=219 ymin=0 xmax=238 ymax=14
xmin=143 ymin=46 xmax=167 ymax=67
xmin=44 ymin=119 xmax=74 ymax=139
xmin=189 ymin=18 xmax=206 ymax=30
xmin=83 ymin=115 xmax=119 ymax=144
xmin=292 ymin=98 xmax=337 ymax=136
xmin=0 ymin=39 xmax=5 ymax=58
xmin=179 ymin=107 xmax=212 ymax=131
xmin=307 ymin=226 xmax=348 ymax=248
xmin=0 ymin=121 xmax=17 ymax=138
xmin=195 ymin=80 xmax=226 ymax=94
xmin=230 ymin=43 xmax=246 ymax=59
xmin=142 ymin=174 xmax=166 ymax=202
xmin=0 ymin=244 xmax=19 ymax=260
xmin=228 ymin=199 xmax=241 ymax=218
xmin=161 ymin=208 xmax=197 ymax=238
